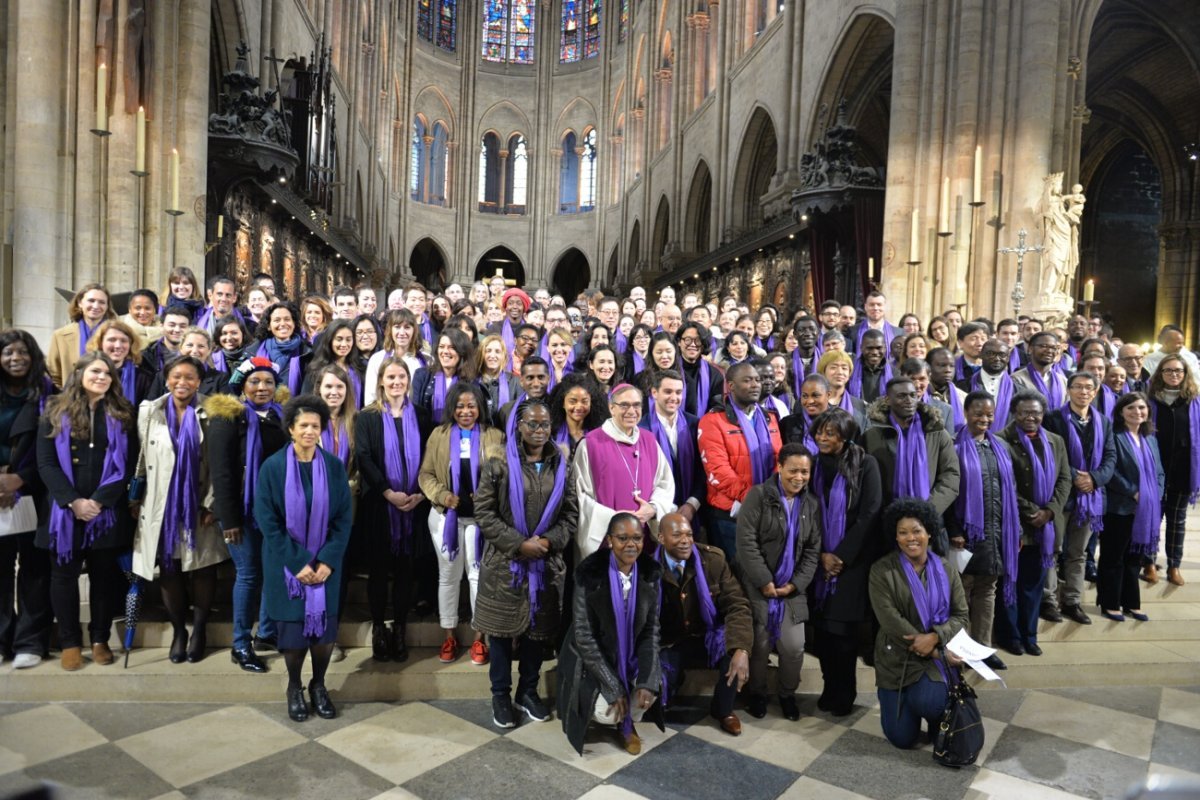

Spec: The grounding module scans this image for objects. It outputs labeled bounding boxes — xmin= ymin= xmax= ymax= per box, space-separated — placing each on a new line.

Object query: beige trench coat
xmin=131 ymin=394 xmax=228 ymax=579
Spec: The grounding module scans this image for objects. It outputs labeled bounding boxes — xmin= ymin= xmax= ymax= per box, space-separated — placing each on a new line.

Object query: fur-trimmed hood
xmin=866 ymin=396 xmax=946 ymax=432
xmin=202 ymin=386 xmax=291 ymax=420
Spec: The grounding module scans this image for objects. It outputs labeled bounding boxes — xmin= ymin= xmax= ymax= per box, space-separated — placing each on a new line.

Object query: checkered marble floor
xmin=1 ymin=685 xmax=1197 ymax=800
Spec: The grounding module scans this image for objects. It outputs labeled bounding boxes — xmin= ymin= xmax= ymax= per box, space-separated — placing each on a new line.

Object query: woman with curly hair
xmin=548 ymin=372 xmax=608 ymax=460
xmin=254 ymin=302 xmax=312 ymax=396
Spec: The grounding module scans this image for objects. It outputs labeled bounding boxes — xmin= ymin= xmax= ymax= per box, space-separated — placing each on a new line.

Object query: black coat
xmin=1151 ymin=395 xmax=1194 ymax=495
xmin=2 ymin=390 xmax=45 ymax=510
xmin=557 ymin=550 xmax=664 ymax=755
xmin=410 ymin=367 xmax=459 ymax=425
xmin=637 ymin=411 xmax=705 ymax=508
xmin=810 ymin=450 xmax=883 ymax=624
xmin=680 ymin=357 xmax=724 ymax=417
xmin=203 ymin=393 xmax=289 ymax=531
xmin=353 ymin=405 xmax=433 ymax=553
xmin=1044 ymin=407 xmax=1117 ymax=515
xmin=35 ymin=402 xmax=138 ymax=552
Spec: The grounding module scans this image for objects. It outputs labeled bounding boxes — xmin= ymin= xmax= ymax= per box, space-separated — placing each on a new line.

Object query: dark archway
xmin=551 ymin=248 xmax=591 ymax=301
xmin=474 ymin=245 xmax=527 ymax=287
xmin=810 ymin=13 xmax=894 ymax=170
xmin=628 ymin=220 xmax=641 ymax=276
xmin=730 ymin=108 xmax=778 ymax=232
xmin=651 ymin=196 xmax=670 ymax=271
xmin=410 ymin=238 xmax=448 ymax=290
xmin=607 ymin=247 xmax=620 ymax=289
xmin=684 ymin=160 xmax=713 ymax=255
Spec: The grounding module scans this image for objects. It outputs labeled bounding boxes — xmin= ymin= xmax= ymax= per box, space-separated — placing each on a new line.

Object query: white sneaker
xmin=330 ymin=645 xmax=346 ymax=663
xmin=12 ymin=653 xmax=41 ymax=669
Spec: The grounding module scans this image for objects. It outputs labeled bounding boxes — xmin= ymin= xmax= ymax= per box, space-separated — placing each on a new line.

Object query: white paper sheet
xmin=946 ymin=628 xmax=1006 ymax=685
xmin=951 ymin=547 xmax=974 ymax=574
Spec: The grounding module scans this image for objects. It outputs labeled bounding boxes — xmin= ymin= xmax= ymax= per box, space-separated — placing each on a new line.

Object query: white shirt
xmin=655 ymin=411 xmax=679 ymax=454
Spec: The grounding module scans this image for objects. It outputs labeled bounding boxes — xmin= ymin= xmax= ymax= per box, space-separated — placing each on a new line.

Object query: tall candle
xmin=95 ymin=63 xmax=107 ymax=131
xmin=217 ymin=214 xmax=224 ymax=238
xmin=170 ymin=149 xmax=180 ymax=211
xmin=973 ymin=145 xmax=982 ymax=204
xmin=939 ymin=176 xmax=950 ymax=233
xmin=868 ymin=256 xmax=875 ymax=279
xmin=135 ymin=106 xmax=146 ymax=172
xmin=910 ymin=209 xmax=921 ymax=262
xmin=1083 ymin=279 xmax=1094 ymax=302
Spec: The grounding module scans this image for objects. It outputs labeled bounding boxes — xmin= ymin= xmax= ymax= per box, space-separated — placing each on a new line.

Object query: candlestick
xmin=938 ymin=176 xmax=951 ymax=235
xmin=910 ymin=209 xmax=921 ymax=262
xmin=170 ymin=148 xmax=180 ymax=212
xmin=973 ymin=145 xmax=982 ymax=204
xmin=91 ymin=63 xmax=109 ymax=135
xmin=1083 ymin=279 xmax=1094 ymax=302
xmin=134 ymin=106 xmax=146 ymax=174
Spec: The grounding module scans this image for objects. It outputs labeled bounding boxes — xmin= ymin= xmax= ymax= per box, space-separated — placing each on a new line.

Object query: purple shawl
xmin=119 ymin=361 xmax=138 ymax=404
xmin=381 ymin=400 xmax=422 ymax=554
xmin=954 ymin=427 xmax=1022 ymax=605
xmin=320 ymin=419 xmax=350 ymax=467
xmin=649 ymin=410 xmax=695 ymax=503
xmin=195 ymin=304 xmax=245 ymax=334
xmin=1060 ymin=406 xmax=1105 ymax=530
xmin=1128 ymin=433 xmax=1162 ymax=555
xmin=790 ymin=349 xmax=816 ymax=400
xmin=608 ymin=552 xmax=639 ymax=735
xmin=1186 ymin=398 xmax=1200 ymax=505
xmin=48 ymin=412 xmax=127 ymax=564
xmin=890 ymin=412 xmax=930 ymax=499
xmin=432 ymin=372 xmax=457 ymax=423
xmin=971 ymin=371 xmax=1013 ymax=430
xmin=685 ymin=359 xmax=712 ymax=415
xmin=812 ymin=456 xmax=848 ymax=607
xmin=897 ymin=550 xmax=951 ymax=681
xmin=767 ymin=477 xmax=801 ymax=647
xmin=1028 ymin=368 xmax=1065 ymax=409
xmin=242 ymin=399 xmax=284 ymax=525
xmin=507 ymin=438 xmax=568 ymax=626
xmin=1097 ymin=385 xmax=1118 ymax=420
xmin=688 ymin=548 xmax=726 ymax=666
xmin=731 ymin=404 xmax=773 ymax=486
xmin=161 ymin=398 xmax=201 ymax=567
xmin=442 ymin=425 xmax=481 ymax=563
xmin=847 ymin=358 xmax=892 ymax=400
xmin=1015 ymin=430 xmax=1059 ymax=568
xmin=77 ymin=320 xmax=100 ymax=356
xmin=283 ymin=445 xmax=330 ymax=637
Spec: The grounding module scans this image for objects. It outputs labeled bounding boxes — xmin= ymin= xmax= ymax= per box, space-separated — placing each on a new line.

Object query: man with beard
xmin=1013 ymin=332 xmax=1068 ymax=409
xmin=961 ymin=339 xmax=1017 ymax=431
xmin=1065 ymin=314 xmax=1089 ymax=368
xmin=848 ymin=329 xmax=889 ymax=403
xmin=817 ymin=301 xmax=842 ymax=336
xmin=756 ymin=358 xmax=791 ymax=420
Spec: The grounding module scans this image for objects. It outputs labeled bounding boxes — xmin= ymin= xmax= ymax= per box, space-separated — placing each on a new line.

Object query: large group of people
xmin=0 ymin=270 xmax=1195 ymax=756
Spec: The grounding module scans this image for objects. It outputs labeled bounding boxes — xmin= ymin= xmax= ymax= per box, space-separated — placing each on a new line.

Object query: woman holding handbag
xmin=0 ymin=329 xmax=53 ymax=669
xmin=36 ymin=352 xmax=138 ymax=670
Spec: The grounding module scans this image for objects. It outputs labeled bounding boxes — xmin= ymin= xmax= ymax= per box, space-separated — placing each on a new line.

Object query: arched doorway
xmin=410 ymin=238 xmax=448 ymax=291
xmin=1080 ymin=0 xmax=1198 ymax=342
xmin=684 ymin=160 xmax=712 ymax=255
xmin=729 ymin=108 xmax=778 ymax=232
xmin=551 ymin=248 xmax=591 ymax=302
xmin=474 ymin=245 xmax=527 ymax=287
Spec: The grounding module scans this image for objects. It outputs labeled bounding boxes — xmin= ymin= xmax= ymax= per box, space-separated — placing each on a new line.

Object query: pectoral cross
xmin=997 ymin=228 xmax=1044 ymax=317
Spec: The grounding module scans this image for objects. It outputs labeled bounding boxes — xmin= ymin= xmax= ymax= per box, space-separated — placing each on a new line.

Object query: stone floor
xmin=1 ymin=685 xmax=1198 ymax=800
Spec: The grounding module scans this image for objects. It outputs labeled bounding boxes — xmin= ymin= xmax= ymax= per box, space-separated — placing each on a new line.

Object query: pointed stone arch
xmin=651 ymin=196 xmax=671 ymax=271
xmin=683 ymin=159 xmax=713 ymax=254
xmin=410 ymin=237 xmax=449 ymax=291
xmin=729 ymin=107 xmax=778 ymax=232
xmin=550 ymin=247 xmax=592 ymax=301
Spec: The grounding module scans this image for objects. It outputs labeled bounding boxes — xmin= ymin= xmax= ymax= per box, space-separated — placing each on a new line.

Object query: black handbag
xmin=932 ymin=670 xmax=984 ymax=768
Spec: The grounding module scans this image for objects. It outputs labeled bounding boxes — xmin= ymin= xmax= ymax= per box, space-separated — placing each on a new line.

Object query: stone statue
xmin=1037 ymin=172 xmax=1085 ymax=299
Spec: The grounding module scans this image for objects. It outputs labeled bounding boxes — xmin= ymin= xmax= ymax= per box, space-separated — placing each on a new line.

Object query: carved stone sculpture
xmin=1037 ymin=172 xmax=1084 ymax=300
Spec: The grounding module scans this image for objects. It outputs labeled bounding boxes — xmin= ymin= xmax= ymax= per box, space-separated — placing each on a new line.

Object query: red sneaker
xmin=469 ymin=639 xmax=489 ymax=666
xmin=439 ymin=635 xmax=459 ymax=663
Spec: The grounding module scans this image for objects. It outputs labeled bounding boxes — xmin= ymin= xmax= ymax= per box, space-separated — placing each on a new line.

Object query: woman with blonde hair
xmin=47 ymin=284 xmax=117 ymax=387
xmin=474 ymin=334 xmax=520 ymax=426
xmin=85 ymin=318 xmax=152 ymax=406
xmin=300 ymin=295 xmax=333 ymax=344
xmin=545 ymin=327 xmax=575 ymax=390
xmin=161 ymin=266 xmax=203 ymax=318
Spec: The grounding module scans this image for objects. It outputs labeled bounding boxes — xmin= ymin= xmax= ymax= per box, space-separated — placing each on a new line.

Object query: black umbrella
xmin=116 ymin=550 xmax=144 ymax=668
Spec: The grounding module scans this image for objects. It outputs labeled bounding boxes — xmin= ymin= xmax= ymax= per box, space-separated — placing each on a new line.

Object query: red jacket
xmin=698 ymin=405 xmax=782 ymax=512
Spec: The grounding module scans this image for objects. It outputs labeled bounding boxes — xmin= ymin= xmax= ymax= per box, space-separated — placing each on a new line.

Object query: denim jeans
xmin=877 ymin=673 xmax=949 ymax=749
xmin=225 ymin=525 xmax=275 ymax=650
xmin=706 ymin=511 xmax=739 ymax=566
xmin=488 ymin=635 xmax=544 ymax=698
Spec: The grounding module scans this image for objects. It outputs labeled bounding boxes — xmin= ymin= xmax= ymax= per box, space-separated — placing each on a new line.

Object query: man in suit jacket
xmin=639 ymin=370 xmax=705 ymax=523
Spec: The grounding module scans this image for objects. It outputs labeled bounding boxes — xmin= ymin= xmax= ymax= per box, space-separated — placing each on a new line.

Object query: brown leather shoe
xmin=61 ymin=647 xmax=84 ymax=671
xmin=622 ymin=727 xmax=642 ymax=755
xmin=1168 ymin=567 xmax=1185 ymax=586
xmin=91 ymin=643 xmax=114 ymax=666
xmin=716 ymin=713 xmax=743 ymax=736
xmin=1141 ymin=564 xmax=1159 ymax=584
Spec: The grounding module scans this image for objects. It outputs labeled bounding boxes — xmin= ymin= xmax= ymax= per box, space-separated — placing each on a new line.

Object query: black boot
xmin=309 ymin=681 xmax=337 ymax=719
xmin=391 ymin=623 xmax=408 ymax=663
xmin=371 ymin=623 xmax=391 ymax=662
xmin=287 ymin=685 xmax=309 ymax=722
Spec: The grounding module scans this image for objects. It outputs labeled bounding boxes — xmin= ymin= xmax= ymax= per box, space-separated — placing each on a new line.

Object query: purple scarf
xmin=1008 ymin=347 xmax=1022 ymax=374
xmin=835 ymin=388 xmax=855 ymax=415
xmin=1185 ymin=398 xmax=1200 ymax=505
xmin=954 ymin=427 xmax=1021 ymax=605
xmin=730 ymin=404 xmax=774 ymax=486
xmin=160 ymin=398 xmax=201 ymax=567
xmin=1097 ymin=385 xmax=1118 ymax=420
xmin=212 ymin=349 xmax=227 ymax=374
xmin=847 ymin=358 xmax=892 ymax=400
xmin=347 ymin=367 xmax=363 ymax=410
xmin=812 ymin=456 xmax=848 ymax=606
xmin=688 ymin=548 xmax=726 ymax=666
xmin=856 ymin=322 xmax=895 ymax=352
xmin=432 ymin=372 xmax=457 ymax=423
xmin=321 ymin=419 xmax=351 ymax=467
xmin=1028 ymin=367 xmax=1065 ymax=409
xmin=608 ymin=552 xmax=639 ymax=735
xmin=767 ymin=477 xmax=800 ymax=647
xmin=118 ymin=361 xmax=138 ymax=404
xmin=381 ymin=400 xmax=422 ymax=554
xmin=971 ymin=371 xmax=1013 ymax=430
xmin=1128 ymin=433 xmax=1162 ymax=555
xmin=48 ymin=413 xmax=127 ymax=564
xmin=442 ymin=425 xmax=481 ymax=563
xmin=77 ymin=320 xmax=100 ymax=356
xmin=283 ymin=445 xmax=330 ymax=637
xmin=257 ymin=339 xmax=302 ymax=395
xmin=754 ymin=335 xmax=776 ymax=352
xmin=1015 ymin=430 xmax=1058 ymax=568
xmin=195 ymin=304 xmax=245 ymax=334
xmin=649 ymin=410 xmax=695 ymax=503
xmin=791 ymin=349 xmax=815 ymax=400
xmin=897 ymin=550 xmax=951 ymax=682
xmin=688 ymin=359 xmax=712 ymax=415
xmin=890 ymin=413 xmax=930 ymax=499
xmin=1060 ymin=406 xmax=1105 ymax=530
xmin=242 ymin=399 xmax=284 ymax=525
xmin=507 ymin=438 xmax=569 ymax=626
xmin=954 ymin=355 xmax=980 ymax=383
xmin=501 ymin=318 xmax=518 ymax=372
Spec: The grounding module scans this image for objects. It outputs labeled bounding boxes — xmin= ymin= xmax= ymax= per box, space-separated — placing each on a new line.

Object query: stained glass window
xmin=482 ymin=0 xmax=536 ymax=64
xmin=619 ymin=0 xmax=628 ymax=42
xmin=561 ymin=0 xmax=601 ymax=63
xmin=410 ymin=118 xmax=426 ymax=201
xmin=418 ymin=0 xmax=456 ymax=52
xmin=581 ymin=129 xmax=598 ymax=210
